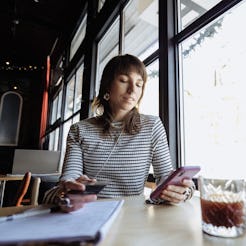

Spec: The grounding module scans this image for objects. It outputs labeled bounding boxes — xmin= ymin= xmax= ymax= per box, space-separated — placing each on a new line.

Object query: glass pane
xmin=139 ymin=59 xmax=159 ymax=116
xmin=60 ymin=119 xmax=72 ymax=171
xmin=54 ymin=128 xmax=59 ymax=151
xmin=48 ymin=131 xmax=55 ymax=150
xmin=124 ymin=0 xmax=158 ymax=60
xmin=70 ymin=14 xmax=87 ymax=60
xmin=51 ymin=97 xmax=58 ymax=124
xmin=178 ymin=0 xmax=222 ymax=30
xmin=96 ymin=17 xmax=119 ymax=96
xmin=72 ymin=113 xmax=80 ymax=124
xmin=98 ymin=0 xmax=106 ymax=12
xmin=179 ymin=1 xmax=246 ymax=179
xmin=64 ymin=76 xmax=75 ymax=120
xmin=57 ymin=87 xmax=63 ymax=120
xmin=74 ymin=64 xmax=84 ymax=112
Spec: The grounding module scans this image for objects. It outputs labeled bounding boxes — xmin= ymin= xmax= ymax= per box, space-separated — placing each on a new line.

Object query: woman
xmin=43 ymin=54 xmax=195 ymax=212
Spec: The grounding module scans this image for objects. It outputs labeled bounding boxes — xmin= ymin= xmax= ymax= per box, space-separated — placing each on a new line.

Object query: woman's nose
xmin=127 ymin=83 xmax=134 ymax=93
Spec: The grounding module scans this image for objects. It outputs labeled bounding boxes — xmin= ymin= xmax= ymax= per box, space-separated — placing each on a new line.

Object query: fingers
xmin=159 ymin=179 xmax=195 ymax=203
xmin=182 ymin=179 xmax=194 ymax=188
xmin=60 ymin=194 xmax=97 ymax=213
xmin=63 ymin=180 xmax=86 ymax=192
xmin=68 ymin=194 xmax=97 ymax=204
xmin=160 ymin=187 xmax=186 ymax=203
xmin=59 ymin=178 xmax=98 ymax=213
xmin=68 ymin=194 xmax=97 ymax=207
xmin=76 ymin=175 xmax=96 ymax=183
xmin=60 ymin=201 xmax=85 ymax=213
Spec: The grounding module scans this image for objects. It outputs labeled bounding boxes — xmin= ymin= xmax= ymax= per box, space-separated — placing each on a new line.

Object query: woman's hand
xmin=159 ymin=179 xmax=195 ymax=204
xmin=75 ymin=175 xmax=97 ymax=184
xmin=59 ymin=175 xmax=97 ymax=212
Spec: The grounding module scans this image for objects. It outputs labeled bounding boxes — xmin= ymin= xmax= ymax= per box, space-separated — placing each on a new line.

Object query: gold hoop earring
xmin=103 ymin=93 xmax=110 ymax=101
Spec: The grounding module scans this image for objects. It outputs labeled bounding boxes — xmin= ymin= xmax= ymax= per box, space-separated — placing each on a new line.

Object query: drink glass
xmin=198 ymin=177 xmax=246 ymax=237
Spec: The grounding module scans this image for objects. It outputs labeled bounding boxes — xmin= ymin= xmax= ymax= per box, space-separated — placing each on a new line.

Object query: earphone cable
xmin=93 ymin=129 xmax=123 ymax=179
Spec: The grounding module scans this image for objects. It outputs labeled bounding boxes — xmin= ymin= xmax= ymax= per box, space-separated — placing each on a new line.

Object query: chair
xmin=13 ymin=172 xmax=32 ymax=206
xmin=29 ymin=176 xmax=41 ymax=205
xmin=12 ymin=172 xmax=41 ymax=206
xmin=19 ymin=176 xmax=41 ymax=206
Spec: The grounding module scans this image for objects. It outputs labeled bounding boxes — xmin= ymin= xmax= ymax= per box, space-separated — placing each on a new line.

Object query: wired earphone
xmin=93 ymin=129 xmax=123 ymax=179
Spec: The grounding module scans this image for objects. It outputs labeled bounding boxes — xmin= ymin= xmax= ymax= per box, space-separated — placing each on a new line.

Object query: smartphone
xmin=67 ymin=181 xmax=108 ymax=195
xmin=150 ymin=166 xmax=201 ymax=201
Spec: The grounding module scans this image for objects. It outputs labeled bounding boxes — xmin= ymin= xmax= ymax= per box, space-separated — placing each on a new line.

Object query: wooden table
xmin=0 ymin=204 xmax=35 ymax=216
xmin=0 ymin=175 xmax=23 ymax=207
xmin=99 ymin=194 xmax=246 ymax=246
xmin=1 ymin=191 xmax=246 ymax=246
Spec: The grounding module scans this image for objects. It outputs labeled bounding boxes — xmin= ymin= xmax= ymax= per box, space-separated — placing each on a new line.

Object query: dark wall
xmin=0 ymin=69 xmax=45 ymax=174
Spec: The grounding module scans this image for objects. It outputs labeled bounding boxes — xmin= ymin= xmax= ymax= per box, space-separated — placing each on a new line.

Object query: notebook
xmin=11 ymin=149 xmax=61 ymax=175
xmin=0 ymin=199 xmax=124 ymax=245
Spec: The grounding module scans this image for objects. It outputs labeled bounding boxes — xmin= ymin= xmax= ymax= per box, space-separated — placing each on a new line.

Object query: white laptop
xmin=11 ymin=149 xmax=61 ymax=176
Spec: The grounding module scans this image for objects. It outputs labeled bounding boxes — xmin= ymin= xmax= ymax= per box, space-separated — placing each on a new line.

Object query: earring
xmin=103 ymin=93 xmax=110 ymax=101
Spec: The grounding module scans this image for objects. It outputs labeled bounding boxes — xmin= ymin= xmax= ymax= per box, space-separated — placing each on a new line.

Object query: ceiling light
xmin=12 ymin=19 xmax=20 ymax=25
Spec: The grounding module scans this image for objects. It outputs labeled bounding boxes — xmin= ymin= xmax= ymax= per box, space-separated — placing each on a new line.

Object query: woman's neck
xmin=111 ymin=111 xmax=127 ymax=122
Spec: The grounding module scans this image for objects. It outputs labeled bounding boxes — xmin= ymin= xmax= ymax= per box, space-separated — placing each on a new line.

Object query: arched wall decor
xmin=0 ymin=91 xmax=23 ymax=146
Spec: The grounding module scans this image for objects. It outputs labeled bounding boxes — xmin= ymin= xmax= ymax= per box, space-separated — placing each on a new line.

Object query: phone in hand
xmin=67 ymin=181 xmax=108 ymax=195
xmin=150 ymin=166 xmax=201 ymax=202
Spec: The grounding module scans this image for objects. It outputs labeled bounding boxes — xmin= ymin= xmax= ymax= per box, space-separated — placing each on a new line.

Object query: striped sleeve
xmin=60 ymin=123 xmax=83 ymax=180
xmin=151 ymin=117 xmax=173 ymax=184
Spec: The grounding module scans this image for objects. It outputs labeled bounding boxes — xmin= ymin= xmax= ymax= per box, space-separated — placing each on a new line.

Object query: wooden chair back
xmin=14 ymin=171 xmax=32 ymax=206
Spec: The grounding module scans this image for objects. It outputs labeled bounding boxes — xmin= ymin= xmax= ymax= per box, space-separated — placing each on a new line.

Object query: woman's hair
xmin=92 ymin=54 xmax=147 ymax=134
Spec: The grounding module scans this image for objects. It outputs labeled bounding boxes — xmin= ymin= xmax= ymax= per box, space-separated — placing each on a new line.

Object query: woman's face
xmin=108 ymin=71 xmax=144 ymax=121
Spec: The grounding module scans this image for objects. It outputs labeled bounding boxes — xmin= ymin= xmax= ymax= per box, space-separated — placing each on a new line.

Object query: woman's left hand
xmin=159 ymin=179 xmax=195 ymax=203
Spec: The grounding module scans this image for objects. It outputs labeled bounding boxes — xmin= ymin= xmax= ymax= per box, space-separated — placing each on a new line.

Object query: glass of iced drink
xmin=198 ymin=177 xmax=246 ymax=237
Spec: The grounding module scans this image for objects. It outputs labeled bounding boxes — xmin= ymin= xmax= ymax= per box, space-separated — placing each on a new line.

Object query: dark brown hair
xmin=92 ymin=54 xmax=147 ymax=134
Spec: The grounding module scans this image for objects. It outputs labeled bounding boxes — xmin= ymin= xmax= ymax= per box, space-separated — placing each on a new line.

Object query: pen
xmin=0 ymin=206 xmax=55 ymax=223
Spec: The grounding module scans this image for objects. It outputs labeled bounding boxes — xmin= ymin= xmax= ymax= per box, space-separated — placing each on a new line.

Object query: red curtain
xmin=39 ymin=56 xmax=50 ymax=147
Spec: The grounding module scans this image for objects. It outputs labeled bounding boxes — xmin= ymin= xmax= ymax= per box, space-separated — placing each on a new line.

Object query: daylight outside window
xmin=179 ymin=1 xmax=246 ymax=179
xmin=64 ymin=76 xmax=75 ymax=120
xmin=95 ymin=18 xmax=119 ymax=98
xmin=139 ymin=59 xmax=159 ymax=116
xmin=178 ymin=0 xmax=222 ymax=30
xmin=123 ymin=0 xmax=158 ymax=60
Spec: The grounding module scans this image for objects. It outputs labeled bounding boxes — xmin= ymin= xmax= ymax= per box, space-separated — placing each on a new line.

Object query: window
xmin=139 ymin=59 xmax=159 ymax=116
xmin=49 ymin=128 xmax=60 ymax=151
xmin=64 ymin=76 xmax=75 ymax=120
xmin=0 ymin=92 xmax=22 ymax=146
xmin=178 ymin=1 xmax=246 ymax=178
xmin=60 ymin=119 xmax=73 ymax=169
xmin=49 ymin=86 xmax=62 ymax=151
xmin=51 ymin=96 xmax=58 ymax=125
xmin=74 ymin=64 xmax=84 ymax=112
xmin=95 ymin=17 xmax=120 ymax=97
xmin=64 ymin=62 xmax=84 ymax=120
xmin=95 ymin=0 xmax=159 ymax=106
xmin=178 ymin=0 xmax=222 ymax=30
xmin=70 ymin=14 xmax=87 ymax=61
xmin=123 ymin=0 xmax=158 ymax=60
xmin=98 ymin=0 xmax=106 ymax=12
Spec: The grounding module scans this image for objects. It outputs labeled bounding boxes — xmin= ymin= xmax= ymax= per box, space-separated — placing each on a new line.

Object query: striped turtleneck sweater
xmin=43 ymin=114 xmax=173 ymax=204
